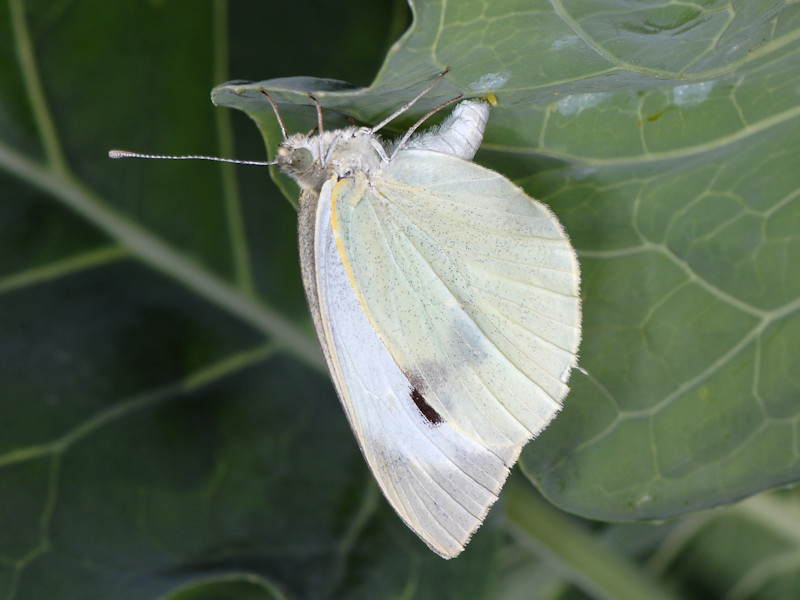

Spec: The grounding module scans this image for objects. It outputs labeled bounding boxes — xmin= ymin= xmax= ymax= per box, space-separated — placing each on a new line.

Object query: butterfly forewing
xmin=330 ymin=150 xmax=581 ymax=448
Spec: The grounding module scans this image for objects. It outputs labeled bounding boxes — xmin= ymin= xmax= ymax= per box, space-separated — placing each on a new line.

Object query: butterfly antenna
xmin=369 ymin=67 xmax=451 ymax=134
xmin=305 ymin=93 xmax=328 ymax=166
xmin=259 ymin=89 xmax=289 ymax=140
xmin=308 ymin=94 xmax=324 ymax=134
xmin=108 ymin=150 xmax=277 ymax=166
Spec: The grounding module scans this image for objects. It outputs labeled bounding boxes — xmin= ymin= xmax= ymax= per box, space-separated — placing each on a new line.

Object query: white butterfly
xmin=272 ymin=76 xmax=581 ymax=558
xmin=110 ymin=73 xmax=581 ymax=558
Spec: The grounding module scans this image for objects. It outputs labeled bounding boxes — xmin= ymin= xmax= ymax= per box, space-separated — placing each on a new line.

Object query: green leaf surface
xmin=215 ymin=0 xmax=800 ymax=522
xmin=2 ymin=0 xmax=799 ymax=598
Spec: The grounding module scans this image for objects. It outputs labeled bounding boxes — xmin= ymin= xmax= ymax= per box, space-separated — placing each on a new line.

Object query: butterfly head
xmin=275 ymin=132 xmax=329 ymax=192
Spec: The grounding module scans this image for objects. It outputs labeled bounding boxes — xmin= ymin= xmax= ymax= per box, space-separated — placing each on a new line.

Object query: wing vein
xmin=469 ymin=279 xmax=579 ymax=334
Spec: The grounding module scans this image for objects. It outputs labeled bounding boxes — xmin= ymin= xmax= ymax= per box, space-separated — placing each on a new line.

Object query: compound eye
xmin=291 ymin=148 xmax=313 ymax=171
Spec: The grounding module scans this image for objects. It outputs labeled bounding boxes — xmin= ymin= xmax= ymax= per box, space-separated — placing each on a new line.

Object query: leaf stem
xmin=0 ymin=343 xmax=280 ymax=468
xmin=0 ymin=245 xmax=129 ymax=295
xmin=0 ymin=141 xmax=326 ymax=373
xmin=9 ymin=0 xmax=69 ymax=176
xmin=504 ymin=476 xmax=679 ymax=600
xmin=735 ymin=492 xmax=800 ymax=545
xmin=212 ymin=0 xmax=256 ymax=296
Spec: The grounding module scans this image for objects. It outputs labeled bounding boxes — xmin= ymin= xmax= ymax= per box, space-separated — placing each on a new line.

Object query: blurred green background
xmin=2 ymin=0 xmax=799 ymax=598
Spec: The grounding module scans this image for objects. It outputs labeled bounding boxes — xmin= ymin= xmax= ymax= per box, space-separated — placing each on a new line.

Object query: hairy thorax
xmin=277 ymin=127 xmax=387 ymax=193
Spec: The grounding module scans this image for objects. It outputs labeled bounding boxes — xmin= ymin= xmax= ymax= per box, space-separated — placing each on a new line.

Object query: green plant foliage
xmin=1 ymin=0 xmax=798 ymax=599
xmin=216 ymin=0 xmax=800 ymax=523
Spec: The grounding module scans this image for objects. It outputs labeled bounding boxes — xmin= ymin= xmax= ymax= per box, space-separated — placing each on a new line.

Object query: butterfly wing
xmin=330 ymin=150 xmax=581 ymax=448
xmin=299 ymin=183 xmax=518 ymax=558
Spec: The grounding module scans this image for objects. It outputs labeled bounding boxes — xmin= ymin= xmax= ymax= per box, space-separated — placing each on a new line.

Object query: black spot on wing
xmin=411 ymin=388 xmax=443 ymax=425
